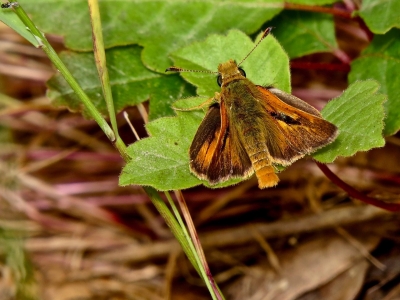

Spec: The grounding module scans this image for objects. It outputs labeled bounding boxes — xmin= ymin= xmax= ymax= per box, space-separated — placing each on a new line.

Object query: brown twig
xmin=284 ymin=3 xmax=352 ymax=19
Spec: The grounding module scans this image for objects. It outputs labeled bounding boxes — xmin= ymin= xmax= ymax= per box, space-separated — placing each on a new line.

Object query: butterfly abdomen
xmin=232 ymin=104 xmax=280 ymax=189
xmin=247 ymin=149 xmax=279 ymax=188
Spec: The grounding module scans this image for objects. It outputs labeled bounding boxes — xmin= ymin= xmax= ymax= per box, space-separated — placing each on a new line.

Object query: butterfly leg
xmin=173 ymin=96 xmax=217 ymax=112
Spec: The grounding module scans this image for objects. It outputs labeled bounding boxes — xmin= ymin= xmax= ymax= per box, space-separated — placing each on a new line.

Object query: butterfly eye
xmin=217 ymin=75 xmax=223 ymax=87
xmin=239 ymin=68 xmax=246 ymax=77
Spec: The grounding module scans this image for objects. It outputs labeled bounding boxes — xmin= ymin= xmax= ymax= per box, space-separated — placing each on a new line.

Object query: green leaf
xmin=119 ymin=97 xmax=243 ymax=190
xmin=348 ymin=29 xmax=400 ymax=136
xmin=47 ymin=46 xmax=194 ymax=120
xmin=358 ymin=0 xmax=400 ymax=34
xmin=120 ymin=30 xmax=291 ymax=191
xmin=19 ymin=0 xmax=283 ymax=72
xmin=119 ymin=100 xmax=203 ymax=190
xmin=267 ymin=10 xmax=337 ymax=58
xmin=170 ymin=29 xmax=291 ymax=96
xmin=0 ymin=4 xmax=40 ymax=47
xmin=313 ymin=80 xmax=386 ymax=163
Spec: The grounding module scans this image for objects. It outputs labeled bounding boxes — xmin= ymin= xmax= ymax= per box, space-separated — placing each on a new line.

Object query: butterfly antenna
xmin=237 ymin=27 xmax=274 ymax=67
xmin=165 ymin=67 xmax=218 ymax=74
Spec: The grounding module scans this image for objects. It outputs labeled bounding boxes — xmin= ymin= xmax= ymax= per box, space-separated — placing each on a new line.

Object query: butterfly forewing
xmin=266 ymin=87 xmax=322 ymax=117
xmin=189 ymin=102 xmax=253 ymax=184
xmin=256 ymin=86 xmax=338 ymax=165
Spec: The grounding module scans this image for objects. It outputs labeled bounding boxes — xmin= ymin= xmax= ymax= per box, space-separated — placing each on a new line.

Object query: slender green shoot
xmin=87 ymin=0 xmax=121 ymax=144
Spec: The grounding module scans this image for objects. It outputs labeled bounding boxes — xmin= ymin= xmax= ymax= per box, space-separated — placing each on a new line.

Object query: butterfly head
xmin=217 ymin=60 xmax=246 ymax=87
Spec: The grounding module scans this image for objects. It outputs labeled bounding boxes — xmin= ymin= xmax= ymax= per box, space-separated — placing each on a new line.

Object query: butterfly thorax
xmin=220 ymin=73 xmax=270 ymax=152
xmin=218 ymin=59 xmax=245 ymax=86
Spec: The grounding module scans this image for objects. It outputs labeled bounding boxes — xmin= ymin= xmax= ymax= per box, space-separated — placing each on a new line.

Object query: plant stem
xmin=316 ymin=161 xmax=400 ymax=211
xmin=143 ymin=188 xmax=202 ymax=272
xmin=87 ymin=0 xmax=121 ymax=142
xmin=174 ymin=191 xmax=225 ymax=300
xmin=165 ymin=191 xmax=221 ymax=300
